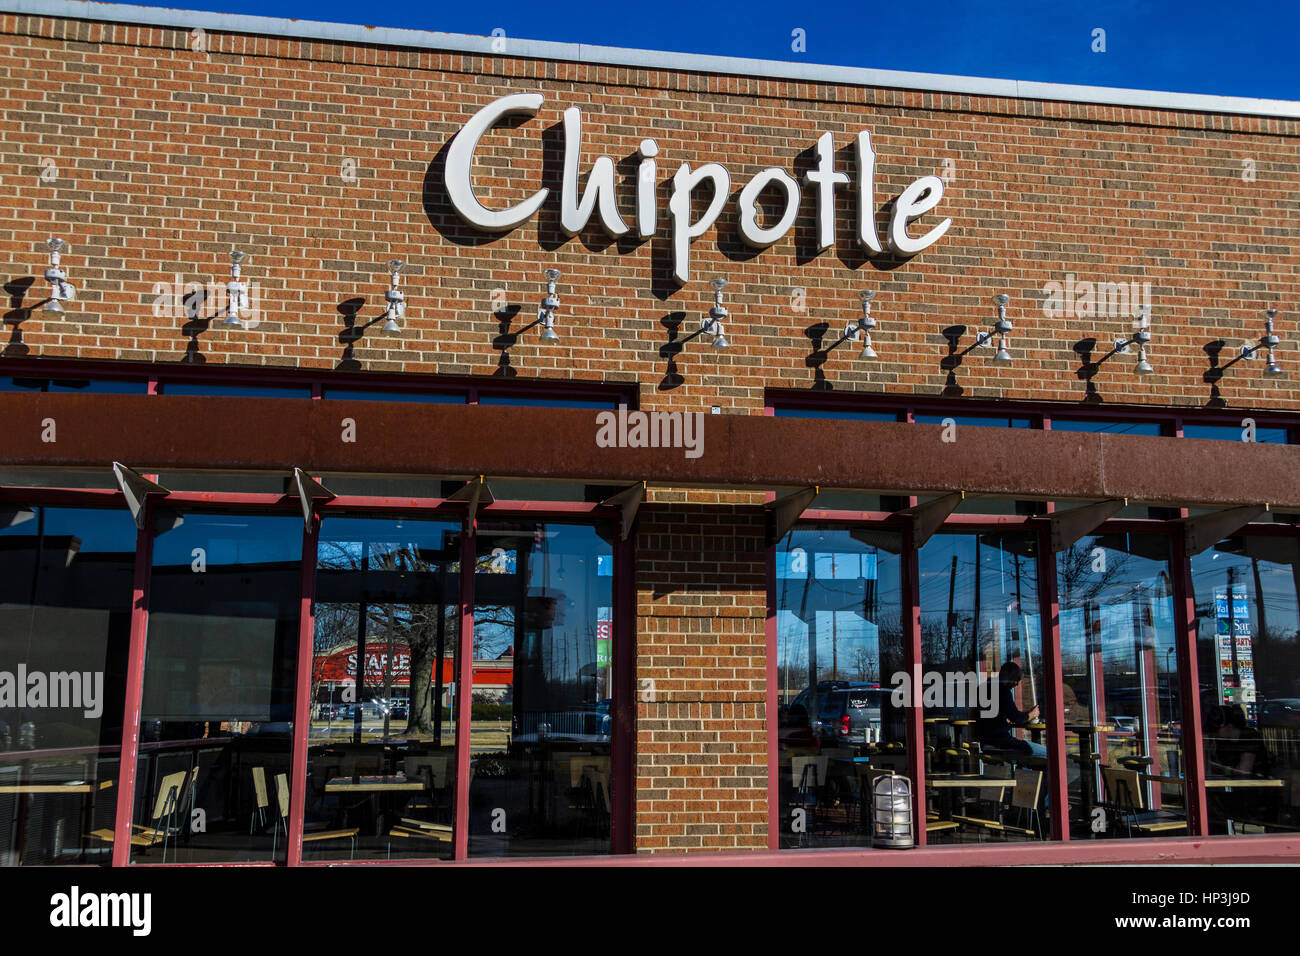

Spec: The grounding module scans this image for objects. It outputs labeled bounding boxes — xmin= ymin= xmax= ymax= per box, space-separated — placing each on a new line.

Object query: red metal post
xmin=1037 ymin=527 xmax=1069 ymax=840
xmin=452 ymin=520 xmax=475 ymax=860
xmin=111 ymin=501 xmax=154 ymax=866
xmin=902 ymin=524 xmax=927 ymax=846
xmin=1172 ymin=529 xmax=1210 ymax=835
xmin=765 ymin=538 xmax=779 ymax=850
xmin=610 ymin=532 xmax=636 ymax=854
xmin=285 ymin=518 xmax=319 ymax=866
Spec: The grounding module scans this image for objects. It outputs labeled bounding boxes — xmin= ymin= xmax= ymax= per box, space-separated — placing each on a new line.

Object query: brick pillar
xmin=634 ymin=499 xmax=768 ymax=853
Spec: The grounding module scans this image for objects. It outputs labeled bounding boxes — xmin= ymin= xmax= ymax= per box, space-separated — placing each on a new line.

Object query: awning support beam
xmin=1050 ymin=498 xmax=1127 ymax=552
xmin=601 ymin=481 xmax=646 ymax=541
xmin=0 ymin=507 xmax=36 ymax=529
xmin=1182 ymin=504 xmax=1269 ymax=555
xmin=111 ymin=462 xmax=169 ymax=530
xmin=449 ymin=475 xmax=494 ymax=528
xmin=292 ymin=468 xmax=336 ymax=531
xmin=766 ymin=486 xmax=819 ymax=547
xmin=897 ymin=491 xmax=965 ymax=548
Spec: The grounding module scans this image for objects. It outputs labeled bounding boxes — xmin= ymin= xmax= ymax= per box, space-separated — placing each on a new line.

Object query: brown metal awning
xmin=1 ymin=393 xmax=1297 ymax=510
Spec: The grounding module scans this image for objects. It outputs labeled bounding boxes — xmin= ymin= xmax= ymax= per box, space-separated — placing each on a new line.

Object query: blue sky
xmin=98 ymin=0 xmax=1299 ymax=100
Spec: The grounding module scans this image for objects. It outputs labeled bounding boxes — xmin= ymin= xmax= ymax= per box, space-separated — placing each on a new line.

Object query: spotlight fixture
xmin=1111 ymin=304 xmax=1154 ymax=375
xmin=222 ymin=250 xmax=249 ymax=329
xmin=41 ymin=237 xmax=75 ymax=315
xmin=538 ymin=268 xmax=561 ymax=344
xmin=381 ymin=259 xmax=405 ymax=335
xmin=845 ymin=290 xmax=878 ymax=360
xmin=970 ymin=293 xmax=1013 ymax=362
xmin=1241 ymin=308 xmax=1285 ymax=377
xmin=700 ymin=278 xmax=729 ymax=349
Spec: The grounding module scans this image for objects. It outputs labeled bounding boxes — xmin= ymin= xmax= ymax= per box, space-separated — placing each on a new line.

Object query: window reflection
xmin=309 ymin=517 xmax=461 ymax=860
xmin=1058 ymin=534 xmax=1185 ymax=838
xmin=0 ymin=507 xmax=135 ymax=865
xmin=1192 ymin=537 xmax=1300 ymax=835
xmin=774 ymin=527 xmax=904 ymax=848
xmin=919 ymin=532 xmax=1049 ymax=843
xmin=131 ymin=513 xmax=301 ymax=863
xmin=468 ymin=522 xmax=614 ymax=857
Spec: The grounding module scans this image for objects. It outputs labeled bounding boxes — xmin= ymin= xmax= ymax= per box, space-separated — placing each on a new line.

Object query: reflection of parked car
xmin=1111 ymin=716 xmax=1139 ymax=733
xmin=812 ymin=684 xmax=885 ymax=745
xmin=1259 ymin=698 xmax=1300 ymax=728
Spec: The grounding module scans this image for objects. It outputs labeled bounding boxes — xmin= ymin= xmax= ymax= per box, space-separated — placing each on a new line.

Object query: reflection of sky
xmin=152 ymin=513 xmax=303 ymax=566
xmin=318 ymin=516 xmax=458 ymax=570
xmin=0 ymin=506 xmax=136 ymax=553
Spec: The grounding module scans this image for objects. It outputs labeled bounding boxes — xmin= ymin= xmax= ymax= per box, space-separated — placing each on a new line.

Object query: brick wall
xmin=2 ymin=13 xmax=1298 ymax=416
xmin=634 ymin=501 xmax=767 ymax=852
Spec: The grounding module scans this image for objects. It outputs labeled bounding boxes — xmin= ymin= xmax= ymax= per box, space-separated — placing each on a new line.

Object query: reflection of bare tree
xmin=317 ymin=540 xmax=454 ymax=736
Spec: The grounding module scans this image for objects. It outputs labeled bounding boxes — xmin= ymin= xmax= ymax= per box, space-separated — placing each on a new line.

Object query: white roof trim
xmin=5 ymin=0 xmax=1299 ymax=119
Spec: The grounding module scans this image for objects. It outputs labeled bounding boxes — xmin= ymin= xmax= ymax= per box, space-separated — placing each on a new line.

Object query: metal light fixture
xmin=381 ymin=259 xmax=405 ymax=335
xmin=1241 ymin=308 xmax=1285 ymax=377
xmin=701 ymin=278 xmax=729 ymax=349
xmin=846 ymin=290 xmax=878 ymax=360
xmin=1113 ymin=304 xmax=1154 ymax=375
xmin=970 ymin=293 xmax=1012 ymax=362
xmin=222 ymin=250 xmax=249 ymax=328
xmin=41 ymin=237 xmax=75 ymax=315
xmin=538 ymin=268 xmax=560 ymax=344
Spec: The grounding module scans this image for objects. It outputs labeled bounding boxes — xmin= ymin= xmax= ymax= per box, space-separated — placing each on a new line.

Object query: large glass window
xmin=1191 ymin=537 xmax=1300 ymax=835
xmin=918 ymin=532 xmax=1048 ymax=844
xmin=0 ymin=507 xmax=135 ymax=865
xmin=774 ymin=526 xmax=904 ymax=848
xmin=468 ymin=522 xmax=615 ymax=857
xmin=131 ymin=513 xmax=301 ymax=863
xmin=308 ymin=517 xmax=461 ymax=860
xmin=1058 ymin=534 xmax=1185 ymax=839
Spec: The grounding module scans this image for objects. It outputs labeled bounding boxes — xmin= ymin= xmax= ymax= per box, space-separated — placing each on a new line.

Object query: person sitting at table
xmin=1211 ymin=705 xmax=1271 ymax=778
xmin=975 ymin=662 xmax=1046 ymax=759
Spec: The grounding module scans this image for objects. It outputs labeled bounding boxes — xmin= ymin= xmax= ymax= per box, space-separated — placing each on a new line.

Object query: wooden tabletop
xmin=325 ymin=775 xmax=424 ymax=792
xmin=1204 ymin=778 xmax=1284 ymax=788
xmin=928 ymin=778 xmax=1017 ymax=789
xmin=0 ymin=783 xmax=95 ymax=794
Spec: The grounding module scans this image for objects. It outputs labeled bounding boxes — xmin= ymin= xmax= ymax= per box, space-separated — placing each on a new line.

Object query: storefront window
xmin=1058 ymin=534 xmax=1185 ymax=839
xmin=918 ymin=532 xmax=1048 ymax=843
xmin=774 ymin=526 xmax=904 ymax=848
xmin=309 ymin=517 xmax=461 ymax=860
xmin=0 ymin=506 xmax=135 ymax=865
xmin=468 ymin=522 xmax=614 ymax=857
xmin=131 ymin=513 xmax=301 ymax=863
xmin=1191 ymin=537 xmax=1300 ymax=835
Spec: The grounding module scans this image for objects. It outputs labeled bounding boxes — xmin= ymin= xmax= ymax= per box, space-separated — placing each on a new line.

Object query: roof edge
xmin=4 ymin=0 xmax=1300 ymax=120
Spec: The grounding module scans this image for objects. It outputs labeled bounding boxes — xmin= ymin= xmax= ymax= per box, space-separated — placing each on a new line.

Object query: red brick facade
xmin=2 ymin=11 xmax=1298 ymax=854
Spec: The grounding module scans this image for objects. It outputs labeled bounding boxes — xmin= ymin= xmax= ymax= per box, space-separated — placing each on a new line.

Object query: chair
xmin=1101 ymin=766 xmax=1187 ymax=836
xmin=88 ymin=769 xmax=188 ymax=861
xmin=250 ymin=766 xmax=270 ymax=834
xmin=275 ymin=773 xmax=360 ymax=859
xmin=955 ymin=769 xmax=1044 ymax=841
xmin=403 ymin=754 xmax=451 ymax=821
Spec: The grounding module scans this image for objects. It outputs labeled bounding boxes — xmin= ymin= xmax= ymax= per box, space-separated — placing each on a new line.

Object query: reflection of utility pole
xmin=1227 ymin=565 xmax=1239 ymax=690
xmin=1250 ymin=557 xmax=1266 ymax=637
xmin=945 ymin=554 xmax=958 ymax=660
xmin=354 ymin=540 xmax=369 ymax=746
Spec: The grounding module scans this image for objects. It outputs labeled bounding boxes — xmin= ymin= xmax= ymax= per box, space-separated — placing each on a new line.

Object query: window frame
xmin=0 ymin=484 xmax=633 ymax=866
